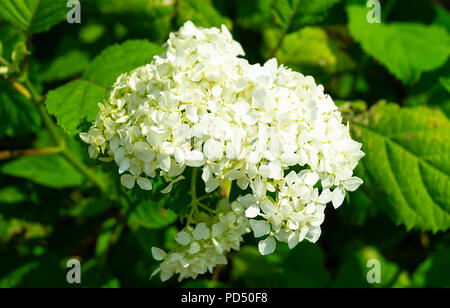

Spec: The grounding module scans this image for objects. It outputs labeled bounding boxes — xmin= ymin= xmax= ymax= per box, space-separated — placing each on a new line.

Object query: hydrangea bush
xmin=81 ymin=22 xmax=364 ymax=281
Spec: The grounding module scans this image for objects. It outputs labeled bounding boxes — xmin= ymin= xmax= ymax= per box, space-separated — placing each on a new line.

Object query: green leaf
xmin=45 ymin=40 xmax=164 ymax=135
xmin=412 ymin=248 xmax=450 ymax=287
xmin=232 ymin=243 xmax=329 ymax=287
xmin=433 ymin=3 xmax=450 ymax=33
xmin=177 ymin=0 xmax=232 ymax=28
xmin=40 ymin=50 xmax=90 ymax=83
xmin=0 ymin=80 xmax=41 ymax=138
xmin=128 ymin=200 xmax=177 ymax=230
xmin=0 ymin=0 xmax=67 ymax=33
xmin=440 ymin=77 xmax=450 ymax=93
xmin=263 ymin=26 xmax=355 ymax=74
xmin=236 ymin=0 xmax=273 ymax=31
xmin=347 ymin=4 xmax=450 ymax=85
xmin=272 ymin=0 xmax=341 ymax=33
xmin=1 ymin=154 xmax=85 ymax=189
xmin=352 ymin=102 xmax=450 ymax=232
xmin=332 ymin=247 xmax=399 ymax=288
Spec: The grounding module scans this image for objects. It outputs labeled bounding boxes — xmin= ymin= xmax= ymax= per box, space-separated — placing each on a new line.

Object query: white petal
xmin=151 ymin=247 xmax=166 ymax=261
xmin=157 ymin=154 xmax=171 ymax=172
xmin=118 ymin=157 xmax=130 ymax=174
xmin=120 ymin=174 xmax=136 ymax=189
xmin=175 ymin=231 xmax=191 ymax=246
xmin=343 ymin=177 xmax=363 ymax=192
xmin=258 ymin=236 xmax=276 ymax=255
xmin=137 ymin=177 xmax=152 ymax=190
xmin=205 ymin=178 xmax=221 ymax=193
xmin=249 ymin=219 xmax=271 ymax=238
xmin=287 ymin=231 xmax=299 ymax=249
xmin=250 ymin=177 xmax=266 ymax=199
xmin=186 ymin=150 xmax=204 ymax=167
xmin=188 ymin=241 xmax=200 ymax=254
xmin=193 ymin=223 xmax=210 ymax=240
xmin=332 ymin=186 xmax=346 ymax=209
xmin=318 ymin=188 xmax=333 ymax=204
xmin=245 ymin=204 xmax=260 ymax=218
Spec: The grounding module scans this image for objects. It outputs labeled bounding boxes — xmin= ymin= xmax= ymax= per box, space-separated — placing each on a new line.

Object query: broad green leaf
xmin=352 ymin=102 xmax=450 ymax=232
xmin=433 ymin=3 xmax=450 ymax=33
xmin=263 ymin=26 xmax=355 ymax=74
xmin=1 ymin=154 xmax=84 ymax=188
xmin=40 ymin=50 xmax=90 ymax=83
xmin=0 ymin=0 xmax=67 ymax=33
xmin=332 ymin=247 xmax=399 ymax=288
xmin=0 ymin=80 xmax=41 ymax=138
xmin=96 ymin=0 xmax=174 ymax=15
xmin=95 ymin=0 xmax=174 ymax=43
xmin=45 ymin=79 xmax=106 ymax=136
xmin=272 ymin=0 xmax=341 ymax=33
xmin=236 ymin=0 xmax=273 ymax=31
xmin=128 ymin=200 xmax=177 ymax=230
xmin=347 ymin=3 xmax=450 ymax=85
xmin=440 ymin=77 xmax=450 ymax=93
xmin=45 ymin=40 xmax=164 ymax=135
xmin=177 ymin=0 xmax=231 ymax=28
xmin=232 ymin=243 xmax=329 ymax=287
xmin=412 ymin=248 xmax=450 ymax=287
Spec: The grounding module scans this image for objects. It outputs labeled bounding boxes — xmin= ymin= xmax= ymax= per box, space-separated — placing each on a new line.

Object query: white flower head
xmin=81 ymin=21 xmax=364 ymax=258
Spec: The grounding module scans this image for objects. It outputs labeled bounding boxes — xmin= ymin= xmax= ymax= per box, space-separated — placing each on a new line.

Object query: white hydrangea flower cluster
xmin=151 ymin=199 xmax=250 ymax=282
xmin=81 ymin=21 xmax=364 ymax=262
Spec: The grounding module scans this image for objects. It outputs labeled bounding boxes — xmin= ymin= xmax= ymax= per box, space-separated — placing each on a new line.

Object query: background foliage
xmin=0 ymin=0 xmax=449 ymax=288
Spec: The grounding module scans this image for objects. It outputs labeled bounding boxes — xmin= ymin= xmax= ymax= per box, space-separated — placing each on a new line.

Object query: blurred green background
xmin=0 ymin=0 xmax=449 ymax=288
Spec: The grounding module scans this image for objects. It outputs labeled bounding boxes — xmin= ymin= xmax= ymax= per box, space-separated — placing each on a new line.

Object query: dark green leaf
xmin=347 ymin=3 xmax=450 ymax=84
xmin=352 ymin=102 xmax=450 ymax=232
xmin=0 ymin=0 xmax=67 ymax=33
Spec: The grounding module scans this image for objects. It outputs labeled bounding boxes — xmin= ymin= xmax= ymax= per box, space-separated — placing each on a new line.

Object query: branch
xmin=0 ymin=146 xmax=62 ymax=160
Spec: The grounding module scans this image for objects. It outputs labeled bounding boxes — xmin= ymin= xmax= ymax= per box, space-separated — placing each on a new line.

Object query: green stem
xmin=22 ymin=77 xmax=107 ymax=193
xmin=62 ymin=147 xmax=108 ymax=193
xmin=191 ymin=167 xmax=198 ymax=203
xmin=0 ymin=56 xmax=10 ymax=66
xmin=186 ymin=168 xmax=200 ymax=225
xmin=198 ymin=203 xmax=216 ymax=215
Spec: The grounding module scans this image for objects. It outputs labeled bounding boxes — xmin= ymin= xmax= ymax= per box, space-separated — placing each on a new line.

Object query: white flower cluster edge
xmin=80 ymin=21 xmax=365 ymax=281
